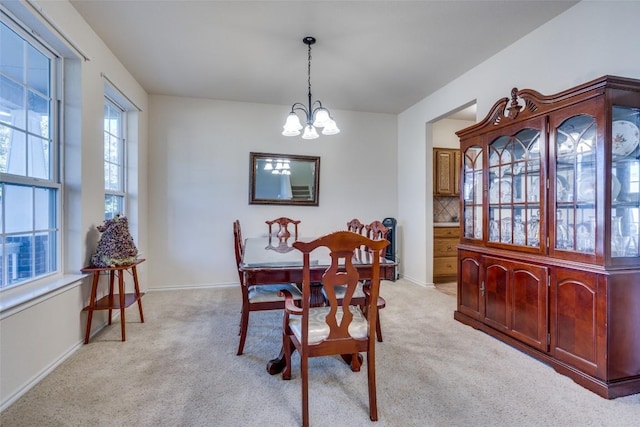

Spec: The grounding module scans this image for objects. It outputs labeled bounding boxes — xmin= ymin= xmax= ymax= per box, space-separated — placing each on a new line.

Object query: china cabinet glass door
xmin=611 ymin=106 xmax=640 ymax=258
xmin=487 ymin=127 xmax=542 ymax=250
xmin=462 ymin=146 xmax=483 ymax=240
xmin=554 ymin=114 xmax=597 ymax=254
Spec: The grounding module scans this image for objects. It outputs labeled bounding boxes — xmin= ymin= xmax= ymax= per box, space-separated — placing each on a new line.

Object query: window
xmin=103 ymin=97 xmax=125 ymax=219
xmin=0 ymin=17 xmax=60 ymax=289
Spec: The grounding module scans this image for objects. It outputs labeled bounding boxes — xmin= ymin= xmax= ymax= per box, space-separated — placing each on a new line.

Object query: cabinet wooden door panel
xmin=483 ymin=261 xmax=509 ymax=332
xmin=434 ymin=148 xmax=460 ymax=196
xmin=551 ymin=268 xmax=600 ymax=376
xmin=511 ymin=266 xmax=548 ymax=350
xmin=483 ymin=256 xmax=548 ymax=350
xmin=608 ymin=272 xmax=640 ymax=381
xmin=458 ymin=250 xmax=481 ymax=319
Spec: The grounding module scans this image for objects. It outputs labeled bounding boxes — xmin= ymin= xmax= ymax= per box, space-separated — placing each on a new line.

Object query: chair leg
xmin=301 ymin=354 xmax=309 ymax=427
xmin=236 ymin=304 xmax=249 ymax=355
xmin=282 ymin=334 xmax=293 ymax=380
xmin=376 ymin=315 xmax=383 ymax=342
xmin=367 ymin=352 xmax=378 ymax=421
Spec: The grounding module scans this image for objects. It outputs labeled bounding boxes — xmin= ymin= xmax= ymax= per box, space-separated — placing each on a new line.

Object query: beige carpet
xmin=2 ymin=279 xmax=639 ymax=426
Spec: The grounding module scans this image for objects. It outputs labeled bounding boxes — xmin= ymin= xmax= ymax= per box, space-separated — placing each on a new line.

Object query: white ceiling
xmin=70 ymin=1 xmax=577 ymax=116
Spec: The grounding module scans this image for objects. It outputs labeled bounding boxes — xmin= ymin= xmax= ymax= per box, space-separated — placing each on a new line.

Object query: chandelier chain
xmin=307 ymin=43 xmax=312 ymax=100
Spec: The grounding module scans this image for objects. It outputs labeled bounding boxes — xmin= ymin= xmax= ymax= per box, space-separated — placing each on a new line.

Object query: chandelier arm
xmin=290 ymin=102 xmax=309 ymax=114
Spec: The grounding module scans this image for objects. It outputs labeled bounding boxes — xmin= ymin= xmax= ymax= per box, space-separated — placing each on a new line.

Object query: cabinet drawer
xmin=434 ymin=227 xmax=460 ymax=238
xmin=434 ymin=256 xmax=458 ymax=276
xmin=434 ymin=238 xmax=458 ymax=255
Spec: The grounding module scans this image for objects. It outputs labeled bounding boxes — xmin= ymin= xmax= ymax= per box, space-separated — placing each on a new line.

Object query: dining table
xmin=239 ymin=235 xmax=397 ymax=375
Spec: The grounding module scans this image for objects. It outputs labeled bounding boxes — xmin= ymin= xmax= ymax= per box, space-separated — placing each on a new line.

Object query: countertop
xmin=434 ymin=222 xmax=460 ymax=227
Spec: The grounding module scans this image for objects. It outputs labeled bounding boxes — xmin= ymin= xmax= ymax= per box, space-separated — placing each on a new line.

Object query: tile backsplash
xmin=434 ymin=196 xmax=460 ymax=223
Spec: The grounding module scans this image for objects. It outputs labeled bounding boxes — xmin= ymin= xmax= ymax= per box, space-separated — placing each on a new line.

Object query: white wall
xmin=398 ymin=0 xmax=640 ymax=286
xmin=147 ymin=95 xmax=397 ymax=288
xmin=0 ymin=1 xmax=148 ymax=409
xmin=432 ymin=118 xmax=472 ymax=149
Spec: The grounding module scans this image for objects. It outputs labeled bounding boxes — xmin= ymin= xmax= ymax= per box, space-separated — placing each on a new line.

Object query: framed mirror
xmin=249 ymin=152 xmax=320 ymax=206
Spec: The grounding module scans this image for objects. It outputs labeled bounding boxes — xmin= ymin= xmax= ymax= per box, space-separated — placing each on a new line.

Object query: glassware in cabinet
xmin=611 ymin=106 xmax=640 ymax=258
xmin=554 ymin=114 xmax=598 ymax=255
xmin=463 ymin=146 xmax=483 ymax=239
xmin=487 ymin=127 xmax=542 ymax=249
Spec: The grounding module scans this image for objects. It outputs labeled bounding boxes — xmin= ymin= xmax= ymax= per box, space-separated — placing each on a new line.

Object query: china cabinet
xmin=434 ymin=148 xmax=461 ymax=196
xmin=455 ymin=76 xmax=640 ymax=399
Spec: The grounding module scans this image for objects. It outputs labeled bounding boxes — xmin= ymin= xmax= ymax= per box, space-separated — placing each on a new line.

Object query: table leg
xmin=131 ymin=265 xmax=145 ymax=323
xmin=267 ymin=349 xmax=287 ymax=375
xmin=309 ymin=282 xmax=326 ymax=306
xmin=340 ymin=353 xmax=363 ymax=371
xmin=84 ymin=272 xmax=100 ymax=344
xmin=118 ymin=270 xmax=126 ymax=341
xmin=108 ymin=271 xmax=115 ymax=325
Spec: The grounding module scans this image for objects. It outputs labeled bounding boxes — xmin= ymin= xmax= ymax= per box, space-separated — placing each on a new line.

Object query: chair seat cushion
xmin=248 ymin=283 xmax=302 ymax=303
xmin=326 ymin=282 xmax=366 ymax=300
xmin=324 ymin=282 xmax=386 ymax=308
xmin=289 ymin=306 xmax=368 ymax=344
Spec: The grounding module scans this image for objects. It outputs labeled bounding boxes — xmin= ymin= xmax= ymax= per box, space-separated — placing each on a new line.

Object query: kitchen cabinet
xmin=433 ymin=225 xmax=460 ymax=283
xmin=434 ymin=148 xmax=461 ymax=196
xmin=454 ymin=76 xmax=640 ymax=399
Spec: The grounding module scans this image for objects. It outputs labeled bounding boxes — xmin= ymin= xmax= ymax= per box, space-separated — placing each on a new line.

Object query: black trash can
xmin=382 ymin=217 xmax=398 ymax=281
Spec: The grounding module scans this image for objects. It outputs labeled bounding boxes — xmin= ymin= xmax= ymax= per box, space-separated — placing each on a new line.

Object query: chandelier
xmin=282 ymin=36 xmax=340 ymax=139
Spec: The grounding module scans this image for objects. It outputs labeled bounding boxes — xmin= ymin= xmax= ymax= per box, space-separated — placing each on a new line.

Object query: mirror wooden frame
xmin=249 ymin=152 xmax=320 ymax=206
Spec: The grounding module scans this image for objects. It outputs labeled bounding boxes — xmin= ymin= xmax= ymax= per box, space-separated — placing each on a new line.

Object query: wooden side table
xmin=81 ymin=259 xmax=145 ymax=344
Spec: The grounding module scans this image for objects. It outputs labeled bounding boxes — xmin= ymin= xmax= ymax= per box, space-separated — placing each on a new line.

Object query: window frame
xmin=103 ymin=95 xmax=126 ymax=219
xmin=0 ymin=14 xmax=62 ymax=291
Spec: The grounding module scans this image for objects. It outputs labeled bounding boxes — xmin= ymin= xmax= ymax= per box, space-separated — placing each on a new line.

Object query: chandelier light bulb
xmin=282 ymin=112 xmax=303 ymax=136
xmin=321 ymin=119 xmax=340 ymax=135
xmin=302 ymin=125 xmax=319 ymax=139
xmin=312 ymin=108 xmax=331 ymax=128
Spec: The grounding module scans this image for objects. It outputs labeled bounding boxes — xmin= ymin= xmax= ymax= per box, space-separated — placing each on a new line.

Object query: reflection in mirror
xmin=249 ymin=152 xmax=320 ymax=206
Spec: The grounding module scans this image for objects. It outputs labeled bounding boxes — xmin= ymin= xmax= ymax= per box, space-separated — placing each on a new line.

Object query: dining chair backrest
xmin=266 ymin=217 xmax=301 ymax=239
xmin=294 ymin=231 xmax=388 ymax=321
xmin=366 ymin=220 xmax=390 ymax=241
xmin=233 ymin=219 xmax=244 ymax=282
xmin=347 ymin=218 xmax=365 ymax=234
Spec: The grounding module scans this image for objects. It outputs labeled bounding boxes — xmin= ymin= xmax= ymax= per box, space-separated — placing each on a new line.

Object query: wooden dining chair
xmin=280 ymin=231 xmax=388 ymax=427
xmin=266 ymin=217 xmax=301 ymax=240
xmin=233 ymin=220 xmax=302 ymax=355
